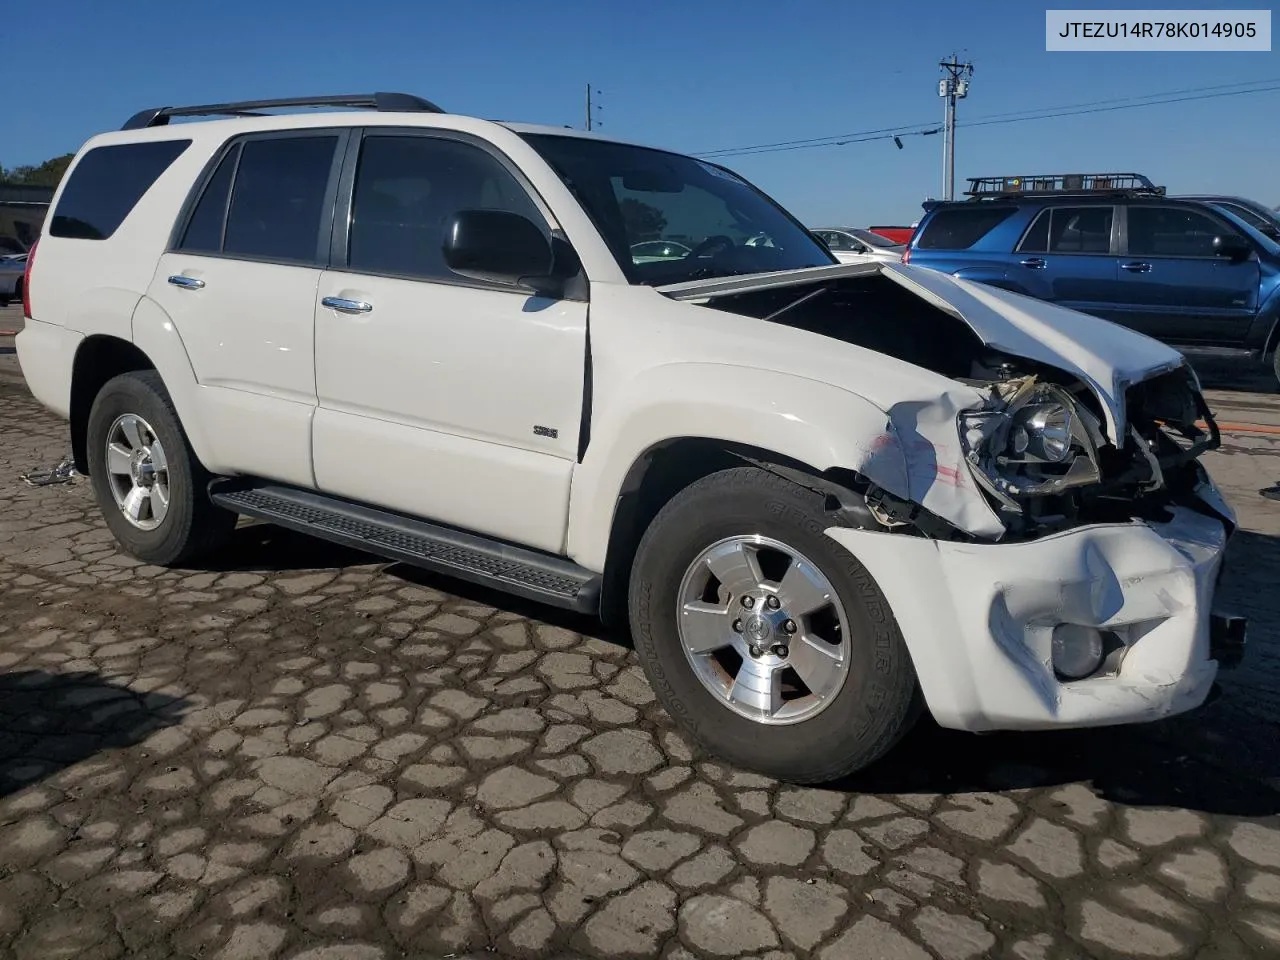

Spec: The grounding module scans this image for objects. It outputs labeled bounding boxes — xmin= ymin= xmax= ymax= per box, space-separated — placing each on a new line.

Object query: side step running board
xmin=210 ymin=481 xmax=602 ymax=615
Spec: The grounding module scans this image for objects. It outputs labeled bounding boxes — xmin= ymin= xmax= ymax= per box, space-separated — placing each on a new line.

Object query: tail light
xmin=21 ymin=241 xmax=35 ymax=319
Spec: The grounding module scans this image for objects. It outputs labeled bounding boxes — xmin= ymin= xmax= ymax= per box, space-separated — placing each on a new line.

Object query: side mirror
xmin=1212 ymin=234 xmax=1252 ymax=262
xmin=443 ymin=209 xmax=577 ymax=296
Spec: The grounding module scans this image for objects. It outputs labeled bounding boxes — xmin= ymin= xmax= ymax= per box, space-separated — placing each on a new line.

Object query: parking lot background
xmin=2 ymin=303 xmax=1279 ymax=959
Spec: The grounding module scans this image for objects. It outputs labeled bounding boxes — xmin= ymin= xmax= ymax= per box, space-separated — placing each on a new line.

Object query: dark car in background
xmin=1179 ymin=194 xmax=1280 ymax=242
xmin=903 ymin=173 xmax=1280 ymax=386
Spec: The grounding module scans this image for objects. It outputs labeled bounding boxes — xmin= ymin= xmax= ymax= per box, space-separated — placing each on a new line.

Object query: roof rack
xmin=964 ymin=173 xmax=1165 ymax=200
xmin=121 ymin=92 xmax=445 ymax=131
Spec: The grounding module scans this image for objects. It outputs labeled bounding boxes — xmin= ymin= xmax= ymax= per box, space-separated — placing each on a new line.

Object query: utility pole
xmin=585 ymin=84 xmax=602 ymax=132
xmin=938 ymin=56 xmax=973 ymax=200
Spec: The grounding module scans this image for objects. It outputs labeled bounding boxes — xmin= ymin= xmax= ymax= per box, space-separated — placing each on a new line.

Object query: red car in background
xmin=867 ymin=225 xmax=915 ymax=245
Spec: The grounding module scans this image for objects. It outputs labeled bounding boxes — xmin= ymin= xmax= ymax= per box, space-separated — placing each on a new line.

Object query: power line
xmin=692 ymin=78 xmax=1280 ymax=159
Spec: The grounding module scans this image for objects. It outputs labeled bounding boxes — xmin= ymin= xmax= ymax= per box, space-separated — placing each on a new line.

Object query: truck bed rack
xmin=122 ymin=93 xmax=445 ymax=130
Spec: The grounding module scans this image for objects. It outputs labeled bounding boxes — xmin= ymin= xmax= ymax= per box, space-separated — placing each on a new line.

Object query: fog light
xmin=1051 ymin=624 xmax=1105 ymax=681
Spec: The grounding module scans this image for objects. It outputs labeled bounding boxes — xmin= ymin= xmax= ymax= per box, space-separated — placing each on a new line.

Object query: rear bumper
xmin=13 ymin=317 xmax=81 ymax=419
xmin=825 ymin=505 xmax=1234 ymax=732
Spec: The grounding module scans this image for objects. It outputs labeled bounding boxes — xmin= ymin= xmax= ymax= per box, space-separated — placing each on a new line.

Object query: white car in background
xmin=811 ymin=226 xmax=906 ymax=264
xmin=0 ymin=254 xmax=25 ymax=307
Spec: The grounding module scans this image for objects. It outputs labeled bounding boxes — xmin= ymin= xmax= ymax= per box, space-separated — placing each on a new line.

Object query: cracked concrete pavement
xmin=2 ymin=306 xmax=1280 ymax=959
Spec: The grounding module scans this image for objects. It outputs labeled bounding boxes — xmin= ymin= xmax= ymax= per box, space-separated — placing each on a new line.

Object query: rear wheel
xmin=629 ymin=466 xmax=920 ymax=783
xmin=86 ymin=370 xmax=236 ymax=566
xmin=1271 ymin=349 xmax=1280 ymax=391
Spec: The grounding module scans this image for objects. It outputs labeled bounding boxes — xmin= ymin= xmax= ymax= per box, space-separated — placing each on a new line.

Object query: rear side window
xmin=914 ymin=206 xmax=1016 ymax=250
xmin=1018 ymin=206 xmax=1114 ymax=254
xmin=179 ymin=144 xmax=239 ymax=254
xmin=49 ymin=140 xmax=190 ymax=240
xmin=222 ymin=136 xmax=338 ymax=262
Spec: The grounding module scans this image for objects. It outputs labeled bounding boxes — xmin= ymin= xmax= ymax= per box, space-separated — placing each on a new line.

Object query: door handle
xmin=321 ymin=296 xmax=373 ymax=314
xmin=1121 ymin=262 xmax=1152 ymax=273
xmin=1019 ymin=258 xmax=1046 ymax=269
xmin=167 ymin=275 xmax=205 ymax=290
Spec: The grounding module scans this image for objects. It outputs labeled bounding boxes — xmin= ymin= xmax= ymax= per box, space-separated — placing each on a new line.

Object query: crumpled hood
xmin=881 ymin=264 xmax=1186 ymax=440
xmin=660 ymin=261 xmax=1189 ymax=441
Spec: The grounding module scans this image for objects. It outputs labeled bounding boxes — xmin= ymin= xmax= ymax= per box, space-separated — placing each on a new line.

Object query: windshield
xmin=520 ymin=134 xmax=835 ymax=285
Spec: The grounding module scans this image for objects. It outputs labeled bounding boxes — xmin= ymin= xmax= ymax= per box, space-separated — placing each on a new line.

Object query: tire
xmin=86 ymin=370 xmax=236 ymax=566
xmin=1272 ymin=349 xmax=1280 ymax=391
xmin=629 ymin=466 xmax=920 ymax=784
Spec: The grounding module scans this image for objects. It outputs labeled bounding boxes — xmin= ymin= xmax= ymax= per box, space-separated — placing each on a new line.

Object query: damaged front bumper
xmin=824 ymin=502 xmax=1241 ymax=732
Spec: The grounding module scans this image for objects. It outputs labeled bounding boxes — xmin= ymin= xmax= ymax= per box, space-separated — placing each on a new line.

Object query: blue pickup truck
xmin=903 ymin=173 xmax=1280 ymax=387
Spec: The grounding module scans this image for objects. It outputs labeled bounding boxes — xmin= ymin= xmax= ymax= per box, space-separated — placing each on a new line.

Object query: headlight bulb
xmin=1009 ymin=402 xmax=1073 ymax=463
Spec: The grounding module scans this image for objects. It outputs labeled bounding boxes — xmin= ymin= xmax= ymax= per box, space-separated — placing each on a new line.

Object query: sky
xmin=3 ymin=0 xmax=1277 ymax=226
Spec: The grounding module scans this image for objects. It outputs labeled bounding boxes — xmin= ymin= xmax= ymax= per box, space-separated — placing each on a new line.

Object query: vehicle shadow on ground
xmin=1188 ymin=356 xmax=1275 ymax=394
xmin=840 ymin=704 xmax=1280 ymax=818
xmin=0 ymin=670 xmax=188 ymax=799
xmin=201 ymin=521 xmax=374 ymax=573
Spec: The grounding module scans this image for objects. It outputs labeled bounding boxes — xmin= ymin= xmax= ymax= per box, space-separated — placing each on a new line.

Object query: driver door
xmin=311 ymin=130 xmax=587 ymax=553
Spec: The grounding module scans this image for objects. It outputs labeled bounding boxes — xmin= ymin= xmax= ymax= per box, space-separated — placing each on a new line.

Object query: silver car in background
xmin=0 ymin=254 xmax=25 ymax=307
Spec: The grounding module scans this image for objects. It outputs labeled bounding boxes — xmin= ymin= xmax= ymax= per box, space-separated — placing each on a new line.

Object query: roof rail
xmin=964 ymin=173 xmax=1165 ymax=200
xmin=121 ymin=92 xmax=445 ymax=131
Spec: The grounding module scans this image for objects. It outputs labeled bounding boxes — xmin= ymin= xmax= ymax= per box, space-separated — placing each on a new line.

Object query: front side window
xmin=346 ymin=135 xmax=546 ymax=281
xmin=222 ymin=136 xmax=338 ymax=262
xmin=50 ymin=139 xmax=190 ymax=240
xmin=520 ymin=134 xmax=834 ymax=285
xmin=1128 ymin=206 xmax=1234 ymax=258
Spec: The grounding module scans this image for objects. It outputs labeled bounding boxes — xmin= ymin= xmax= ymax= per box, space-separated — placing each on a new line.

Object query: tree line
xmin=0 ymin=154 xmax=75 ymax=188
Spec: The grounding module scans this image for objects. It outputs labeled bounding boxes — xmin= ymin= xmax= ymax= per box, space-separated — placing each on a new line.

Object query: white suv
xmin=18 ymin=93 xmax=1245 ymax=783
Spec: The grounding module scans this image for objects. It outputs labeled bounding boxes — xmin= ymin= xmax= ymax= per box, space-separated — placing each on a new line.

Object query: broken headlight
xmin=958 ymin=376 xmax=1107 ymax=511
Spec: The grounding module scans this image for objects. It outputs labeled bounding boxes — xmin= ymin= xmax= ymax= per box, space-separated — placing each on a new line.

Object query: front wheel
xmin=628 ymin=466 xmax=920 ymax=784
xmin=86 ymin=370 xmax=236 ymax=566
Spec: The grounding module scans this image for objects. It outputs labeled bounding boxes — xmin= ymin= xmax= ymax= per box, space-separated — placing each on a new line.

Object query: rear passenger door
xmin=1112 ymin=204 xmax=1260 ymax=344
xmin=311 ymin=130 xmax=588 ymax=554
xmin=150 ymin=131 xmax=347 ymax=487
xmin=1011 ymin=204 xmax=1125 ymax=322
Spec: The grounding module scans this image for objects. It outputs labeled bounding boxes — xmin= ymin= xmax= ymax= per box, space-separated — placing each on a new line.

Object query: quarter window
xmin=915 ymin=206 xmax=1016 ymax=250
xmin=347 ymin=135 xmax=547 ymax=282
xmin=1127 ymin=206 xmax=1235 ymax=258
xmin=222 ymin=136 xmax=338 ymax=262
xmin=49 ymin=140 xmax=191 ymax=240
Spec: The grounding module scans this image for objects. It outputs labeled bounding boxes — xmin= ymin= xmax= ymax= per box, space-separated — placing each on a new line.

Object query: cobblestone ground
xmin=1 ymin=311 xmax=1279 ymax=959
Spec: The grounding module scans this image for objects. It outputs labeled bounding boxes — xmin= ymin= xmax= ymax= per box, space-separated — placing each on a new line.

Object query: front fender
xmin=565 ymin=362 xmax=1002 ymax=571
xmin=130 ymin=296 xmax=224 ymax=473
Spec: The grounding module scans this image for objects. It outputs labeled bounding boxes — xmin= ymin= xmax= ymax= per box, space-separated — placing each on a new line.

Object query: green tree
xmin=0 ymin=153 xmax=75 ymax=187
xmin=620 ymin=198 xmax=667 ymax=242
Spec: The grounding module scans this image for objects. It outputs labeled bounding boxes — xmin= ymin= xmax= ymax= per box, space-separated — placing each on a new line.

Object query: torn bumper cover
xmin=824 ymin=503 xmax=1240 ymax=732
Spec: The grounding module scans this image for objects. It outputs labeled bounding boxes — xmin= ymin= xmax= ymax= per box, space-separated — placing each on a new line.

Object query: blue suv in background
xmin=903 ymin=173 xmax=1280 ymax=386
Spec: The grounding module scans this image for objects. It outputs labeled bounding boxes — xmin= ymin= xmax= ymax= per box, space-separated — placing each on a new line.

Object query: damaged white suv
xmin=18 ymin=93 xmax=1245 ymax=783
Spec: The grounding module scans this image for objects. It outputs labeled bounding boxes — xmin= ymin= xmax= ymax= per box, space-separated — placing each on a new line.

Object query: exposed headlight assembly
xmin=959 ymin=376 xmax=1107 ymax=511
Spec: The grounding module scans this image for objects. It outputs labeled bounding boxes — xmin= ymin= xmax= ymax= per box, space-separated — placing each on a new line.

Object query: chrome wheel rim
xmin=676 ymin=535 xmax=850 ymax=725
xmin=104 ymin=413 xmax=170 ymax=531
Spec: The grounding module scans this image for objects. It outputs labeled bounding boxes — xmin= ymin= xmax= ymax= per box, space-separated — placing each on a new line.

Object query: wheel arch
xmin=69 ymin=336 xmax=156 ymax=474
xmin=70 ymin=296 xmax=219 ymax=475
xmin=591 ymin=436 xmax=884 ymax=628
